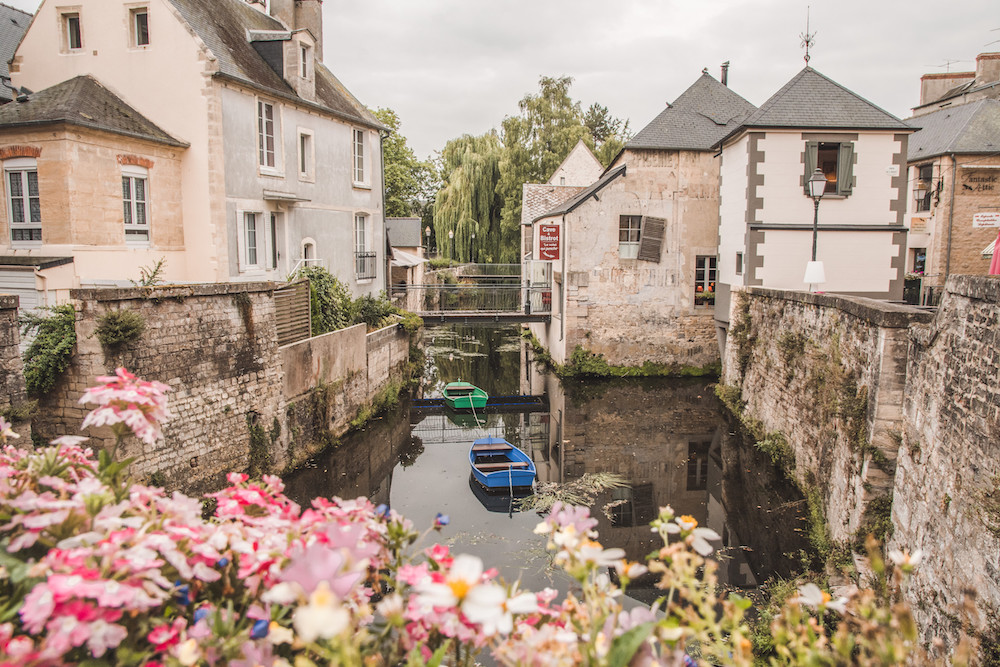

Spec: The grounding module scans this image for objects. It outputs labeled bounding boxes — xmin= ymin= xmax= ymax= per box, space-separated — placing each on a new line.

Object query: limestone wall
xmin=722 ymin=287 xmax=933 ymax=541
xmin=892 ymin=275 xmax=1000 ymax=647
xmin=0 ymin=295 xmax=29 ymax=437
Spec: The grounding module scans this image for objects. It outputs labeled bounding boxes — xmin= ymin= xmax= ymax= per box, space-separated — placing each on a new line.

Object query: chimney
xmin=268 ymin=0 xmax=294 ymax=28
xmin=720 ymin=61 xmax=730 ymax=87
xmin=294 ymin=0 xmax=323 ymax=62
xmin=976 ymin=52 xmax=1000 ymax=84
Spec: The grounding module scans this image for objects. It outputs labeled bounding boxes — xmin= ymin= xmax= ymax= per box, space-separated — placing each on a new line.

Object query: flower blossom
xmin=888 ymin=548 xmax=923 ymax=573
xmin=79 ymin=368 xmax=171 ymax=446
xmin=789 ymin=582 xmax=848 ymax=614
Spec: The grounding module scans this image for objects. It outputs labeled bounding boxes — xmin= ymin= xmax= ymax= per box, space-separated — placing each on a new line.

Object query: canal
xmin=283 ymin=324 xmax=813 ymax=604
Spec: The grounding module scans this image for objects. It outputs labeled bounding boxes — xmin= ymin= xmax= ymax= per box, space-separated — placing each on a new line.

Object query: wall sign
xmin=538 ymin=224 xmax=560 ymax=260
xmin=973 ymin=212 xmax=1000 ymax=228
xmin=962 ymin=171 xmax=998 ymax=194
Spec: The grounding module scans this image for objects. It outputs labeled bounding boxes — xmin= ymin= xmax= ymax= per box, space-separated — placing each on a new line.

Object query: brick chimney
xmin=269 ymin=0 xmax=323 ymax=62
xmin=976 ymin=52 xmax=1000 ymax=85
xmin=919 ymin=71 xmax=974 ymax=107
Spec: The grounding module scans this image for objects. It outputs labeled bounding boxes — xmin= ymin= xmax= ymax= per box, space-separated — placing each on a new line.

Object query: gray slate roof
xmin=627 ymin=73 xmax=756 ymax=151
xmin=535 ymin=165 xmax=626 ymax=222
xmin=0 ymin=75 xmax=187 ymax=146
xmin=720 ymin=67 xmax=911 ymax=145
xmin=907 ymin=99 xmax=1000 ymax=160
xmin=386 ymin=217 xmax=423 ymax=247
xmin=521 ymin=183 xmax=586 ymax=226
xmin=0 ymin=3 xmax=30 ymax=102
xmin=166 ymin=0 xmax=381 ymax=129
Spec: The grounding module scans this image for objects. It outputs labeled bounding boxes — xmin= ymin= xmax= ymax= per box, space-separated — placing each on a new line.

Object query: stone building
xmin=0 ymin=0 xmax=385 ymax=307
xmin=527 ymin=72 xmax=754 ymax=368
xmin=715 ymin=67 xmax=913 ymax=347
xmin=0 ymin=3 xmax=31 ymax=104
xmin=903 ymin=99 xmax=1000 ymax=304
xmin=911 ymin=52 xmax=1000 ymax=118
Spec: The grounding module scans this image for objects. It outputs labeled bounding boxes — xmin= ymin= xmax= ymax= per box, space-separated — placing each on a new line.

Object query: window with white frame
xmin=122 ymin=165 xmax=149 ymax=244
xmin=5 ymin=158 xmax=41 ymax=244
xmin=268 ymin=213 xmax=279 ymax=270
xmin=618 ymin=215 xmax=641 ymax=259
xmin=61 ymin=10 xmax=83 ymax=51
xmin=695 ymin=256 xmax=717 ymax=305
xmin=354 ymin=214 xmax=376 ymax=279
xmin=130 ymin=7 xmax=149 ymax=46
xmin=300 ymin=44 xmax=311 ymax=79
xmin=298 ymin=130 xmax=314 ymax=180
xmin=242 ymin=211 xmax=261 ymax=270
xmin=355 ymin=214 xmax=367 ymax=254
xmin=257 ymin=100 xmax=276 ymax=169
xmin=352 ymin=128 xmax=366 ymax=184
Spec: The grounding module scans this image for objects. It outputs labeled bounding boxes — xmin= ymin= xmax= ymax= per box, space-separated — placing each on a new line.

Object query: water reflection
xmin=283 ymin=324 xmax=812 ymax=603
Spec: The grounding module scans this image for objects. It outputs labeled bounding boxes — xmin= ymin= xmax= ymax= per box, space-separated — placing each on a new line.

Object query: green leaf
xmin=607 ymin=621 xmax=655 ymax=667
xmin=730 ymin=592 xmax=753 ymax=611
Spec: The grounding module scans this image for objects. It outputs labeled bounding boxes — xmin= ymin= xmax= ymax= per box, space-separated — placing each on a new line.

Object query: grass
xmin=515 ymin=473 xmax=629 ymax=513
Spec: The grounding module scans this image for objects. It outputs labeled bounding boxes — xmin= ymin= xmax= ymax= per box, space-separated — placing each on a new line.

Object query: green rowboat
xmin=442 ymin=381 xmax=488 ymax=411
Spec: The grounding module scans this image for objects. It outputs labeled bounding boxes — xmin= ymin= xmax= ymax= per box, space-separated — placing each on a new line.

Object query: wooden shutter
xmin=803 ymin=141 xmax=819 ymax=194
xmin=274 ymin=279 xmax=311 ymax=346
xmin=837 ymin=142 xmax=854 ymax=195
xmin=637 ymin=216 xmax=665 ymax=263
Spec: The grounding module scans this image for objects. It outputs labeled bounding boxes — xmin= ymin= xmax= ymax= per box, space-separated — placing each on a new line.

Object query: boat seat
xmin=475 ymin=461 xmax=530 ymax=471
xmin=472 ymin=442 xmax=512 ymax=452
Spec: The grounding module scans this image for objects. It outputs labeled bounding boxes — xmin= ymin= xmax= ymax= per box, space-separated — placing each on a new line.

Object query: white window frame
xmin=129 ymin=5 xmax=149 ymax=48
xmin=257 ymin=98 xmax=280 ymax=173
xmin=122 ymin=164 xmax=150 ymax=246
xmin=352 ymin=128 xmax=367 ymax=186
xmin=355 ymin=214 xmax=368 ymax=254
xmin=5 ymin=157 xmax=41 ymax=246
xmin=618 ymin=215 xmax=641 ymax=260
xmin=237 ymin=210 xmax=263 ymax=272
xmin=299 ymin=43 xmax=311 ymax=79
xmin=297 ymin=128 xmax=314 ymax=182
xmin=59 ymin=8 xmax=83 ymax=53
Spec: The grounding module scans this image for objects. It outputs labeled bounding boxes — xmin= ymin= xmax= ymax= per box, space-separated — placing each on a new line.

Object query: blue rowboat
xmin=469 ymin=436 xmax=535 ymax=490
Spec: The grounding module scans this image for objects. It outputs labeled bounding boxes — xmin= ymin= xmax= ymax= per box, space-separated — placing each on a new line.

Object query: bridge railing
xmin=458 ymin=264 xmax=521 ymax=277
xmin=404 ymin=283 xmax=551 ymax=315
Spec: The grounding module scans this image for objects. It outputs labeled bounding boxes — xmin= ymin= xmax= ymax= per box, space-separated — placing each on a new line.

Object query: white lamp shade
xmin=807 ymin=168 xmax=827 ymax=199
xmin=803 ymin=260 xmax=826 ymax=286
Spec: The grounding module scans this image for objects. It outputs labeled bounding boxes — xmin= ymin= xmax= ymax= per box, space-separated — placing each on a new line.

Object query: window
xmin=911 ymin=248 xmax=926 ymax=275
xmin=298 ymin=130 xmax=313 ymax=179
xmin=916 ymin=163 xmax=933 ymax=212
xmin=62 ymin=11 xmax=82 ymax=51
xmin=244 ymin=212 xmax=259 ymax=267
xmin=354 ymin=214 xmax=376 ymax=279
xmin=804 ymin=140 xmax=854 ymax=196
xmin=300 ymin=44 xmax=310 ymax=79
xmin=130 ymin=7 xmax=149 ymax=46
xmin=352 ymin=128 xmax=366 ymax=184
xmin=695 ymin=256 xmax=717 ymax=306
xmin=618 ymin=215 xmax=641 ymax=259
xmin=122 ymin=166 xmax=149 ymax=244
xmin=735 ymin=251 xmax=744 ymax=275
xmin=269 ymin=213 xmax=279 ymax=270
xmin=686 ymin=441 xmax=710 ymax=491
xmin=6 ymin=159 xmax=41 ymax=244
xmin=257 ymin=100 xmax=276 ymax=168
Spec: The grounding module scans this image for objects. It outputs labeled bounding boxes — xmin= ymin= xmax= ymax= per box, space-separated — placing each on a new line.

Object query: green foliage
xmin=560 ymin=345 xmax=720 ymax=379
xmin=20 ymin=305 xmax=77 ymax=398
xmin=855 ymin=493 xmax=894 ymax=548
xmin=729 ymin=292 xmax=755 ymax=379
xmin=0 ymin=400 xmax=36 ymax=424
xmin=756 ymin=432 xmax=796 ymax=473
xmin=373 ymin=108 xmax=438 ymax=218
xmin=749 ymin=576 xmax=801 ymax=658
xmin=349 ymin=380 xmax=403 ymax=431
xmin=427 ymin=258 xmax=458 ymax=270
xmin=806 ymin=486 xmax=834 ymax=560
xmin=95 ymin=309 xmax=146 ymax=351
xmin=294 ymin=267 xmax=353 ymax=335
xmin=714 ymin=383 xmax=743 ymax=415
xmin=398 ymin=310 xmax=423 ymax=334
xmin=130 ymin=257 xmax=167 ymax=287
xmin=247 ymin=413 xmax=272 ymax=478
xmin=353 ymin=292 xmax=398 ymax=331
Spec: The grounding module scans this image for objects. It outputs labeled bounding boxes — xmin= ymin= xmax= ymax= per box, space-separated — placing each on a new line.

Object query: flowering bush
xmin=0 ymin=370 xmax=926 ymax=666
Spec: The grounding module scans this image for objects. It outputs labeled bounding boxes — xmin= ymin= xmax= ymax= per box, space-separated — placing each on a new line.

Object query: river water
xmin=283 ymin=325 xmax=813 ymax=604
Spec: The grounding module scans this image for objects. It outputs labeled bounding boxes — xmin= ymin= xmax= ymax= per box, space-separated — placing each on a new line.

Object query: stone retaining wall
xmin=0 ymin=295 xmax=29 ymax=437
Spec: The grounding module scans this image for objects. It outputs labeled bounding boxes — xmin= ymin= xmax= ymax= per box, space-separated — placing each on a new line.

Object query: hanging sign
xmin=973 ymin=212 xmax=1000 ymax=228
xmin=538 ymin=224 xmax=560 ymax=260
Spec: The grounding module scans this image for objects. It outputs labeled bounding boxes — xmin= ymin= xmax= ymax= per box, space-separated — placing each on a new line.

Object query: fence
xmin=274 ymin=280 xmax=311 ymax=346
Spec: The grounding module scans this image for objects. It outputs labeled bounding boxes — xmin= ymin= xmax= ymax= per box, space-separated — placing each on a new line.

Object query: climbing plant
xmin=20 ymin=304 xmax=77 ymax=397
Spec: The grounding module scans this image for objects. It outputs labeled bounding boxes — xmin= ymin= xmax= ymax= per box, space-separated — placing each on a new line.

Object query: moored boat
xmin=443 ymin=381 xmax=488 ymax=411
xmin=468 ymin=436 xmax=535 ymax=490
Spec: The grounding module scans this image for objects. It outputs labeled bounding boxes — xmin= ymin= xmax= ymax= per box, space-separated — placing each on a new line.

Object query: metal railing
xmin=355 ymin=251 xmax=378 ymax=280
xmin=459 ymin=264 xmax=522 ymax=277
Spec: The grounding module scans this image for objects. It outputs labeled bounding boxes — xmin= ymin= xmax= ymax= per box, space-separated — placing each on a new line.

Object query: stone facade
xmin=892 ymin=275 xmax=1000 ymax=649
xmin=0 ymin=295 xmax=29 ymax=436
xmin=32 ymin=283 xmax=411 ymax=495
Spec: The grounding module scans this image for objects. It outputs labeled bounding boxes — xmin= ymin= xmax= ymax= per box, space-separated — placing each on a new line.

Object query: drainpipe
xmin=944 ymin=153 xmax=957 ymax=289
xmin=560 ymin=213 xmax=566 ymax=342
xmin=379 ymin=128 xmax=390 ymax=294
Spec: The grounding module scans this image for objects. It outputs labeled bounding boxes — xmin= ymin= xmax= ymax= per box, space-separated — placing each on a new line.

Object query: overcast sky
xmin=7 ymin=0 xmax=998 ymax=159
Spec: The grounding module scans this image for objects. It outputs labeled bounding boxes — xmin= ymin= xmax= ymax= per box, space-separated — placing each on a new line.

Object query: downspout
xmin=944 ymin=153 xmax=957 ymax=286
xmin=560 ymin=213 xmax=566 ymax=342
xmin=379 ymin=128 xmax=390 ymax=294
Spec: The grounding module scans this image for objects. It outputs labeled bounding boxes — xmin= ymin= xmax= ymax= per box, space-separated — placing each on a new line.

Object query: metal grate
xmin=355 ymin=251 xmax=377 ymax=280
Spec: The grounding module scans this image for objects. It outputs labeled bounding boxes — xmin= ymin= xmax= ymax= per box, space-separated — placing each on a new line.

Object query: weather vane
xmin=800 ymin=6 xmax=816 ymax=64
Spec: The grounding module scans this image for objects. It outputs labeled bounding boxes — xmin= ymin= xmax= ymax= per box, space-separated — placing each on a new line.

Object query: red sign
xmin=538 ymin=224 xmax=560 ymax=260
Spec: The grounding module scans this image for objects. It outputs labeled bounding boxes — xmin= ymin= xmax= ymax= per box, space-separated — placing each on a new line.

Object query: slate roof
xmin=535 ymin=165 xmax=626 ymax=222
xmin=718 ymin=67 xmax=911 ymax=146
xmin=0 ymin=3 xmax=30 ymax=102
xmin=907 ymin=99 xmax=1000 ymax=160
xmin=386 ymin=217 xmax=423 ymax=247
xmin=627 ymin=73 xmax=757 ymax=151
xmin=0 ymin=75 xmax=187 ymax=146
xmin=166 ymin=0 xmax=382 ymax=129
xmin=521 ymin=183 xmax=586 ymax=226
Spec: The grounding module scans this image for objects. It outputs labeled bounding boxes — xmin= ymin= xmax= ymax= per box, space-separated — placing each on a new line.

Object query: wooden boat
xmin=442 ymin=381 xmax=488 ymax=411
xmin=468 ymin=436 xmax=535 ymax=490
xmin=468 ymin=473 xmax=532 ymax=514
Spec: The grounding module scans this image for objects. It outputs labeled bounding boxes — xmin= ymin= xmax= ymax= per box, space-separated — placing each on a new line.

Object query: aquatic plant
xmin=514 ymin=472 xmax=629 ymax=513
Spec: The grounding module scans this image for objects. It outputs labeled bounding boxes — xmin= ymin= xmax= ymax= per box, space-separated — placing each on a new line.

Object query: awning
xmin=391 ymin=248 xmax=427 ymax=268
xmin=983 ymin=239 xmax=995 ymax=258
xmin=263 ymin=189 xmax=310 ymax=203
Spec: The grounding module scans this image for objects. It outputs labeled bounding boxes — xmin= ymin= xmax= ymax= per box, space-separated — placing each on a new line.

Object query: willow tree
xmin=432 ymin=133 xmax=503 ymax=262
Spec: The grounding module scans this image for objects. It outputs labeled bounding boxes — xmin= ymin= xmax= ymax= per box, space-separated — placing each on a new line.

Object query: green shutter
xmin=837 ymin=142 xmax=854 ymax=195
xmin=803 ymin=141 xmax=818 ymax=194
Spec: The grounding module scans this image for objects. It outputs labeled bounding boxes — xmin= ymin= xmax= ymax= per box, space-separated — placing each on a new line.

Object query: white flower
xmin=464 ymin=584 xmax=539 ymax=636
xmin=292 ymin=580 xmax=349 ymax=643
xmin=888 ymin=549 xmax=923 ymax=571
xmin=262 ymin=582 xmax=300 ymax=605
xmin=577 ymin=540 xmax=626 ymax=567
xmin=416 ymin=553 xmax=484 ymax=609
xmin=790 ymin=582 xmax=848 ymax=614
xmin=690 ymin=526 xmax=721 ymax=556
xmin=614 ymin=560 xmax=648 ymax=580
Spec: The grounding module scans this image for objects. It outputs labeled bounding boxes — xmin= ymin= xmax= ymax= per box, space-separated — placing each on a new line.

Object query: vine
xmin=20 ymin=305 xmax=77 ymax=397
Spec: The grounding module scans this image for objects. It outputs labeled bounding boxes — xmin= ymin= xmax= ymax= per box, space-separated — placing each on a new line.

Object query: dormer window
xmin=300 ymin=44 xmax=311 ymax=79
xmin=130 ymin=7 xmax=149 ymax=47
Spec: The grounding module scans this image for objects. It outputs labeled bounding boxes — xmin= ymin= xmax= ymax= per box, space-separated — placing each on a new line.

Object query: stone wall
xmin=892 ymin=275 xmax=1000 ymax=648
xmin=0 ymin=295 xmax=29 ymax=437
xmin=722 ymin=287 xmax=933 ymax=542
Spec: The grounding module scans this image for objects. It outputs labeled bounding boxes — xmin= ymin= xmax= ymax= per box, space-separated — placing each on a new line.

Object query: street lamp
xmin=470 ymin=232 xmax=476 ymax=263
xmin=804 ymin=167 xmax=827 ymax=291
xmin=448 ymin=229 xmax=454 ymax=260
xmin=425 ymin=226 xmax=431 ymax=254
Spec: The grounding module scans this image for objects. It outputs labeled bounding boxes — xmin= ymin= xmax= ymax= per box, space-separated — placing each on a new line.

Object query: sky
xmin=5 ymin=0 xmax=998 ymax=159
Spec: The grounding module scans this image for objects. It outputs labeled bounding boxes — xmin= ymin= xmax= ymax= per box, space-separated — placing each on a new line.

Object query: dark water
xmin=283 ymin=325 xmax=812 ymax=601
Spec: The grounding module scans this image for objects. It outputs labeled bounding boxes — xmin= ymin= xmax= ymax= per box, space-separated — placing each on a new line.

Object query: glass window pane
xmin=136 ymin=202 xmax=146 ymax=226
xmin=26 ymin=171 xmax=38 ymax=197
xmin=122 ymin=176 xmax=131 ymax=200
xmin=29 ymin=197 xmax=40 ymax=223
xmin=134 ymin=178 xmax=145 ymax=202
xmin=136 ymin=11 xmax=148 ymax=45
xmin=8 ymin=171 xmax=22 ymax=198
xmin=11 ymin=199 xmax=23 ymax=223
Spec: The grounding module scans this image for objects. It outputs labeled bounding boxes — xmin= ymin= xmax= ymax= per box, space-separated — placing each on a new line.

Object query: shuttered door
xmin=274 ymin=280 xmax=311 ymax=346
xmin=0 ymin=268 xmax=39 ymax=313
xmin=636 ymin=216 xmax=666 ymax=263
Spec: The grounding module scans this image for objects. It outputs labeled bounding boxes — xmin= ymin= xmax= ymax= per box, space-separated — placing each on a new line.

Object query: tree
xmin=584 ymin=102 xmax=630 ymax=167
xmin=373 ymin=107 xmax=436 ymax=218
xmin=432 ymin=133 xmax=503 ymax=262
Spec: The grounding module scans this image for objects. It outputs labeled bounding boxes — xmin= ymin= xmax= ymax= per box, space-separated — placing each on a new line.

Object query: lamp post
xmin=804 ymin=167 xmax=827 ymax=291
xmin=448 ymin=229 xmax=454 ymax=261
xmin=470 ymin=232 xmax=476 ymax=263
xmin=425 ymin=226 xmax=431 ymax=255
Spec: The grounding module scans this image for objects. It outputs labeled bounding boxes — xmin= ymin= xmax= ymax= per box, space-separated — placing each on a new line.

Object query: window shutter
xmin=837 ymin=142 xmax=854 ymax=195
xmin=803 ymin=141 xmax=818 ymax=194
xmin=637 ymin=216 xmax=665 ymax=263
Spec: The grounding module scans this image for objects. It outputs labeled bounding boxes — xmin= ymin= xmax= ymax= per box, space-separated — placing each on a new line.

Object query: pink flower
xmin=79 ymin=368 xmax=171 ymax=446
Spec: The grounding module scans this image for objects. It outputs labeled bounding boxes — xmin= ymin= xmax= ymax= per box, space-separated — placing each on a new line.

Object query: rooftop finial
xmin=800 ymin=6 xmax=816 ymax=65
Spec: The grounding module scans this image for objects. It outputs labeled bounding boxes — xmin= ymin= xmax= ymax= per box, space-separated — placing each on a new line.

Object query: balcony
xmin=355 ymin=251 xmax=377 ymax=280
